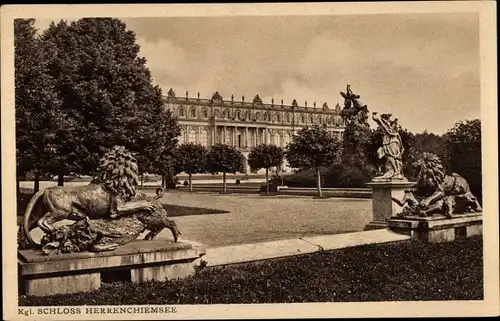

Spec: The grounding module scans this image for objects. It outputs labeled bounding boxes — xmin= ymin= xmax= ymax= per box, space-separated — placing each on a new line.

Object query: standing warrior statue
xmin=372 ymin=112 xmax=405 ymax=181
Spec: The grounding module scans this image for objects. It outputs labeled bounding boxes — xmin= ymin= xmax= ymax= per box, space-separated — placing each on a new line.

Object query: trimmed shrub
xmin=324 ymin=163 xmax=373 ymax=188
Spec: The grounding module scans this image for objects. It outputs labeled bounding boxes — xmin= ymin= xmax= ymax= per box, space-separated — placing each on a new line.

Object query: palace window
xmin=188 ymin=129 xmax=197 ymax=143
xmin=309 ymin=115 xmax=314 ymax=123
xmin=318 ymin=115 xmax=322 ymax=124
xmin=202 ymin=108 xmax=208 ymax=118
xmin=300 ymin=114 xmax=305 ymax=123
xmin=283 ymin=133 xmax=290 ymax=146
xmin=190 ymin=108 xmax=196 ymax=118
xmin=276 ymin=113 xmax=281 ymax=122
xmin=275 ymin=133 xmax=281 ymax=146
xmin=256 ymin=112 xmax=262 ymax=121
xmin=264 ymin=113 xmax=269 ymax=121
xmin=224 ymin=109 xmax=231 ymax=118
xmin=217 ymin=129 xmax=223 ymax=143
xmin=178 ymin=130 xmax=185 ymax=144
xmin=200 ymin=129 xmax=209 ymax=146
xmin=286 ymin=113 xmax=290 ymax=123
xmin=179 ymin=107 xmax=185 ymax=117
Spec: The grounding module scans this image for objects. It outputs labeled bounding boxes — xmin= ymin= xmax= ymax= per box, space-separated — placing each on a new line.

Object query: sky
xmin=34 ymin=13 xmax=480 ymax=134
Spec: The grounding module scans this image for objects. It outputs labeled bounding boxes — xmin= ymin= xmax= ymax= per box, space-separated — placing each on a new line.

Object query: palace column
xmin=233 ymin=126 xmax=237 ymax=147
xmin=245 ymin=127 xmax=249 ymax=148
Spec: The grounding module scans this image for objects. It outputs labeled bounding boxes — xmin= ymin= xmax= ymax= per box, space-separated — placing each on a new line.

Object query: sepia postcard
xmin=2 ymin=2 xmax=499 ymax=320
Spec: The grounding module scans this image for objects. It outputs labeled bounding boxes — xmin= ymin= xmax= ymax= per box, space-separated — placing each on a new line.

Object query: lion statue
xmin=37 ymin=191 xmax=181 ymax=254
xmin=392 ymin=152 xmax=482 ymax=218
xmin=20 ymin=146 xmax=180 ymax=251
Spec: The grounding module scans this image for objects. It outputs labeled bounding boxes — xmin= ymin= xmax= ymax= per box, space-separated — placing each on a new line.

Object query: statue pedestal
xmin=364 ymin=180 xmax=416 ymax=230
xmin=387 ymin=213 xmax=482 ymax=242
xmin=18 ymin=240 xmax=206 ymax=297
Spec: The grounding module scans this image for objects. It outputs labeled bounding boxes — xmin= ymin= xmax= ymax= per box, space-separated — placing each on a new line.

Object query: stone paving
xmin=196 ymin=229 xmax=411 ymax=267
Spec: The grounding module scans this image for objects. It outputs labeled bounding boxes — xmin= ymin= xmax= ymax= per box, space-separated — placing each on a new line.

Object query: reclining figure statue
xmin=19 ymin=146 xmax=181 ymax=254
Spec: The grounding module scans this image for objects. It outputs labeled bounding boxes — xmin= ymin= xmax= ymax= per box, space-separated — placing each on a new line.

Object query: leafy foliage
xmin=285 ymin=125 xmax=341 ymax=196
xmin=247 ymin=144 xmax=284 ymax=171
xmin=414 ymin=131 xmax=447 ymax=159
xmin=444 ymin=119 xmax=482 ymax=202
xmin=205 ymin=144 xmax=245 ymax=174
xmin=286 ymin=125 xmax=341 ymax=170
xmin=325 ymin=163 xmax=371 ymax=188
xmin=175 ymin=143 xmax=207 ymax=175
xmin=15 ymin=19 xmax=65 ymax=182
xmin=16 ymin=18 xmax=180 ymax=180
xmin=282 ymin=167 xmax=330 ymax=188
xmin=20 ymin=236 xmax=483 ymax=304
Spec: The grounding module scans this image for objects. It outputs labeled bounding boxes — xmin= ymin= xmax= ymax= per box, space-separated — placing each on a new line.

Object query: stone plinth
xmin=387 ymin=213 xmax=482 ymax=242
xmin=18 ymin=240 xmax=206 ymax=297
xmin=364 ymin=180 xmax=416 ymax=230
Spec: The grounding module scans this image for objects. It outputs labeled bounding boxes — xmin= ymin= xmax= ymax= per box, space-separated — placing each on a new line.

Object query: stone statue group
xmin=340 ymin=84 xmax=405 ymax=181
xmin=18 ymin=146 xmax=181 ymax=255
xmin=340 ymin=85 xmax=482 ymax=218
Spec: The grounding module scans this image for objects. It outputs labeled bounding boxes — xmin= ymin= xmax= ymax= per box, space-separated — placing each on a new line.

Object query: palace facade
xmin=163 ymin=89 xmax=345 ymax=173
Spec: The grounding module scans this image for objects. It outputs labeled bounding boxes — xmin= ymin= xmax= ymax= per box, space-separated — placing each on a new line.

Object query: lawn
xmin=16 ymin=189 xmax=372 ymax=247
xmin=19 ymin=236 xmax=483 ymax=305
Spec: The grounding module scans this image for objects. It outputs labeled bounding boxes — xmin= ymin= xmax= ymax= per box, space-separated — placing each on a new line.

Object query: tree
xmin=39 ymin=18 xmax=180 ymax=183
xmin=248 ymin=144 xmax=284 ymax=194
xmin=135 ymin=103 xmax=181 ymax=189
xmin=444 ymin=119 xmax=482 ymax=203
xmin=285 ymin=125 xmax=341 ymax=197
xmin=15 ymin=18 xmax=65 ymax=193
xmin=175 ymin=143 xmax=208 ymax=192
xmin=205 ymin=144 xmax=245 ymax=193
xmin=414 ymin=131 xmax=447 ymax=156
xmin=340 ymin=119 xmax=375 ymax=183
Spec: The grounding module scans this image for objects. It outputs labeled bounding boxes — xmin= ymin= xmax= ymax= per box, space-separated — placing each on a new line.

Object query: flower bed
xmin=19 ymin=236 xmax=483 ymax=305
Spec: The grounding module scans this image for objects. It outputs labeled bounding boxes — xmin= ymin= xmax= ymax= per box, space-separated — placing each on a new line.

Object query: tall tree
xmin=340 ymin=119 xmax=375 ymax=182
xmin=445 ymin=119 xmax=482 ymax=202
xmin=39 ymin=18 xmax=180 ymax=182
xmin=205 ymin=144 xmax=245 ymax=193
xmin=175 ymin=143 xmax=207 ymax=192
xmin=247 ymin=144 xmax=284 ymax=195
xmin=286 ymin=125 xmax=341 ymax=197
xmin=15 ymin=18 xmax=65 ymax=193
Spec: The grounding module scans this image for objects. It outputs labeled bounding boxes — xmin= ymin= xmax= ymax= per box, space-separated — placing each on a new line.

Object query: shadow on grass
xmin=163 ymin=204 xmax=229 ymax=217
xmin=16 ymin=192 xmax=229 ymax=225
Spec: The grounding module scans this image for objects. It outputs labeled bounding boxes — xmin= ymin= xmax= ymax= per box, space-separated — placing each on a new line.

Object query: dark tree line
xmin=283 ymin=117 xmax=482 ymax=202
